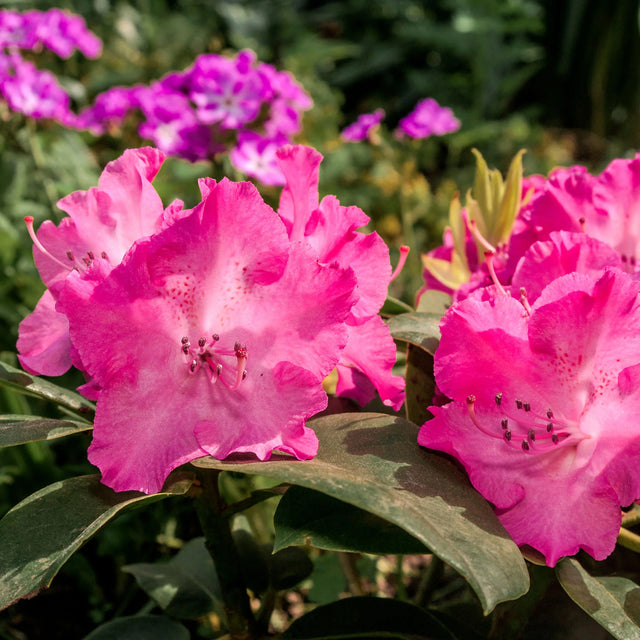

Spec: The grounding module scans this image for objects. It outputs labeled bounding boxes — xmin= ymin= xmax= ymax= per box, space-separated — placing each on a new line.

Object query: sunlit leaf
xmin=0 ymin=415 xmax=91 ymax=448
xmin=273 ymin=485 xmax=429 ymax=554
xmin=0 ymin=472 xmax=194 ymax=611
xmin=388 ymin=312 xmax=441 ymax=354
xmin=556 ymin=558 xmax=640 ymax=640
xmin=193 ymin=413 xmax=529 ymax=613
xmin=0 ymin=360 xmax=94 ymax=416
xmin=123 ymin=537 xmax=221 ymax=619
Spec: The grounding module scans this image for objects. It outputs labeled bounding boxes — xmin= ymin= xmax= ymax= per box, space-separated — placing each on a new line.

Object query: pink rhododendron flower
xmin=513 ymin=155 xmax=640 ymax=272
xmin=276 ymin=145 xmax=405 ymax=410
xmin=396 ymin=98 xmax=460 ymax=139
xmin=419 ymin=268 xmax=640 ymax=565
xmin=56 ymin=177 xmax=358 ymax=493
xmin=18 ymin=147 xmax=174 ymax=378
xmin=341 ymin=109 xmax=385 ymax=142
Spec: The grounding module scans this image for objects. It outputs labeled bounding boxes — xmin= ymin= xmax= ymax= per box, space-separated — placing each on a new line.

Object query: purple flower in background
xmin=0 ymin=54 xmax=73 ymax=123
xmin=230 ymin=131 xmax=288 ymax=186
xmin=341 ymin=108 xmax=385 ymax=142
xmin=188 ymin=50 xmax=269 ymax=129
xmin=397 ymin=98 xmax=460 ymax=139
xmin=75 ymin=85 xmax=143 ymax=134
xmin=0 ymin=8 xmax=101 ymax=58
xmin=137 ymin=88 xmax=218 ymax=162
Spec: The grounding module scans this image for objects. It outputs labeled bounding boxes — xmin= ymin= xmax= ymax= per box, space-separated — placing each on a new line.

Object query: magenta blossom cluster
xmin=0 ymin=9 xmax=101 ymax=125
xmin=0 ymin=8 xmax=101 ymax=58
xmin=76 ymin=50 xmax=312 ymax=185
xmin=341 ymin=108 xmax=385 ymax=142
xmin=340 ymin=99 xmax=460 ymax=143
xmin=18 ymin=145 xmax=404 ymax=494
xmin=396 ymin=98 xmax=460 ymax=139
xmin=418 ymin=153 xmax=640 ymax=565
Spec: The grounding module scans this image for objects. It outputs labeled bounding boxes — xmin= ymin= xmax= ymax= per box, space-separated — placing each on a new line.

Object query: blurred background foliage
xmin=1 ymin=0 xmax=640 ymax=637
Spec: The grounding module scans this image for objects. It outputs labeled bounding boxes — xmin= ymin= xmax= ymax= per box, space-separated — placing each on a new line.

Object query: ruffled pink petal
xmin=338 ymin=316 xmax=405 ymax=410
xmin=17 ymin=289 xmax=71 ymax=376
xmin=276 ymin=144 xmax=322 ymax=241
xmin=512 ymin=231 xmax=623 ymax=303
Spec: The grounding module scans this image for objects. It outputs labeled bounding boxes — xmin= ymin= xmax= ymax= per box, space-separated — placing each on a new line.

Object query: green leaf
xmin=556 ymin=558 xmax=640 ymax=640
xmin=0 ymin=360 xmax=95 ymax=417
xmin=388 ymin=312 xmax=441 ymax=355
xmin=83 ymin=615 xmax=190 ymax=640
xmin=269 ymin=546 xmax=314 ymax=591
xmin=0 ymin=415 xmax=92 ymax=448
xmin=282 ymin=596 xmax=457 ymax=639
xmin=274 ymin=485 xmax=429 ymax=555
xmin=123 ymin=537 xmax=221 ymax=619
xmin=404 ymin=344 xmax=436 ymax=427
xmin=381 ymin=295 xmax=414 ymax=315
xmin=193 ymin=413 xmax=529 ymax=613
xmin=0 ymin=472 xmax=194 ymax=611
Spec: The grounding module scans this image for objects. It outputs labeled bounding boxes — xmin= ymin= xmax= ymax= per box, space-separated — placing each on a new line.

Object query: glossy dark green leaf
xmin=123 ymin=537 xmax=221 ymax=619
xmin=193 ymin=413 xmax=529 ymax=613
xmin=269 ymin=546 xmax=314 ymax=591
xmin=388 ymin=312 xmax=441 ymax=355
xmin=274 ymin=485 xmax=429 ymax=554
xmin=83 ymin=615 xmax=190 ymax=640
xmin=0 ymin=415 xmax=92 ymax=448
xmin=405 ymin=344 xmax=436 ymax=427
xmin=381 ymin=295 xmax=414 ymax=315
xmin=0 ymin=360 xmax=95 ymax=416
xmin=282 ymin=596 xmax=457 ymax=639
xmin=233 ymin=529 xmax=270 ymax=595
xmin=0 ymin=472 xmax=194 ymax=611
xmin=556 ymin=558 xmax=640 ymax=640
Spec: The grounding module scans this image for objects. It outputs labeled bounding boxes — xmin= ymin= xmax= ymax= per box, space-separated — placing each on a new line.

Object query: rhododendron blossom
xmin=56 ymin=177 xmax=357 ymax=493
xmin=276 ymin=145 xmax=405 ymax=409
xmin=418 ymin=267 xmax=640 ymax=565
xmin=18 ymin=147 xmax=175 ymax=379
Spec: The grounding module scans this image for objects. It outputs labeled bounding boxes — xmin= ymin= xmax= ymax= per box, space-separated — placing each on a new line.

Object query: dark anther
xmin=82 ymin=257 xmax=91 ymax=266
xmin=552 ymin=434 xmax=559 ymax=444
xmin=66 ymin=250 xmax=74 ymax=261
xmin=504 ymin=430 xmax=512 ymax=441
xmin=198 ymin=337 xmax=206 ymax=348
xmin=528 ymin=429 xmax=536 ymax=442
xmin=516 ymin=399 xmax=523 ymax=410
xmin=234 ymin=340 xmax=241 ymax=351
xmin=212 ymin=333 xmax=220 ymax=341
xmin=547 ymin=422 xmax=553 ymax=432
xmin=501 ymin=418 xmax=508 ymax=429
xmin=495 ymin=393 xmax=502 ymax=406
xmin=522 ymin=441 xmax=530 ymax=451
xmin=547 ymin=409 xmax=553 ymax=419
xmin=87 ymin=251 xmax=95 ymax=260
xmin=523 ymin=401 xmax=531 ymax=412
xmin=216 ymin=364 xmax=223 ymax=375
xmin=181 ymin=336 xmax=189 ymax=344
xmin=622 ymin=254 xmax=629 ymax=263
xmin=182 ymin=344 xmax=190 ymax=355
xmin=242 ymin=370 xmax=248 ymax=380
xmin=189 ymin=360 xmax=197 ymax=372
xmin=101 ymin=251 xmax=108 ymax=259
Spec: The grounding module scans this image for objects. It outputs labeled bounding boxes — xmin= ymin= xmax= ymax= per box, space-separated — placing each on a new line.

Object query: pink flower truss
xmin=276 ymin=145 xmax=405 ymax=409
xmin=512 ymin=155 xmax=640 ymax=272
xmin=341 ymin=109 xmax=385 ymax=142
xmin=56 ymin=177 xmax=357 ymax=493
xmin=419 ymin=267 xmax=640 ymax=565
xmin=396 ymin=98 xmax=460 ymax=139
xmin=18 ymin=147 xmax=173 ymax=378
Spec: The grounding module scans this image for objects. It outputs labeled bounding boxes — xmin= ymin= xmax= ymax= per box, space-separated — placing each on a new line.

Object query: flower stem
xmin=617 ymin=527 xmax=640 ymax=554
xmin=195 ymin=468 xmax=258 ymax=639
